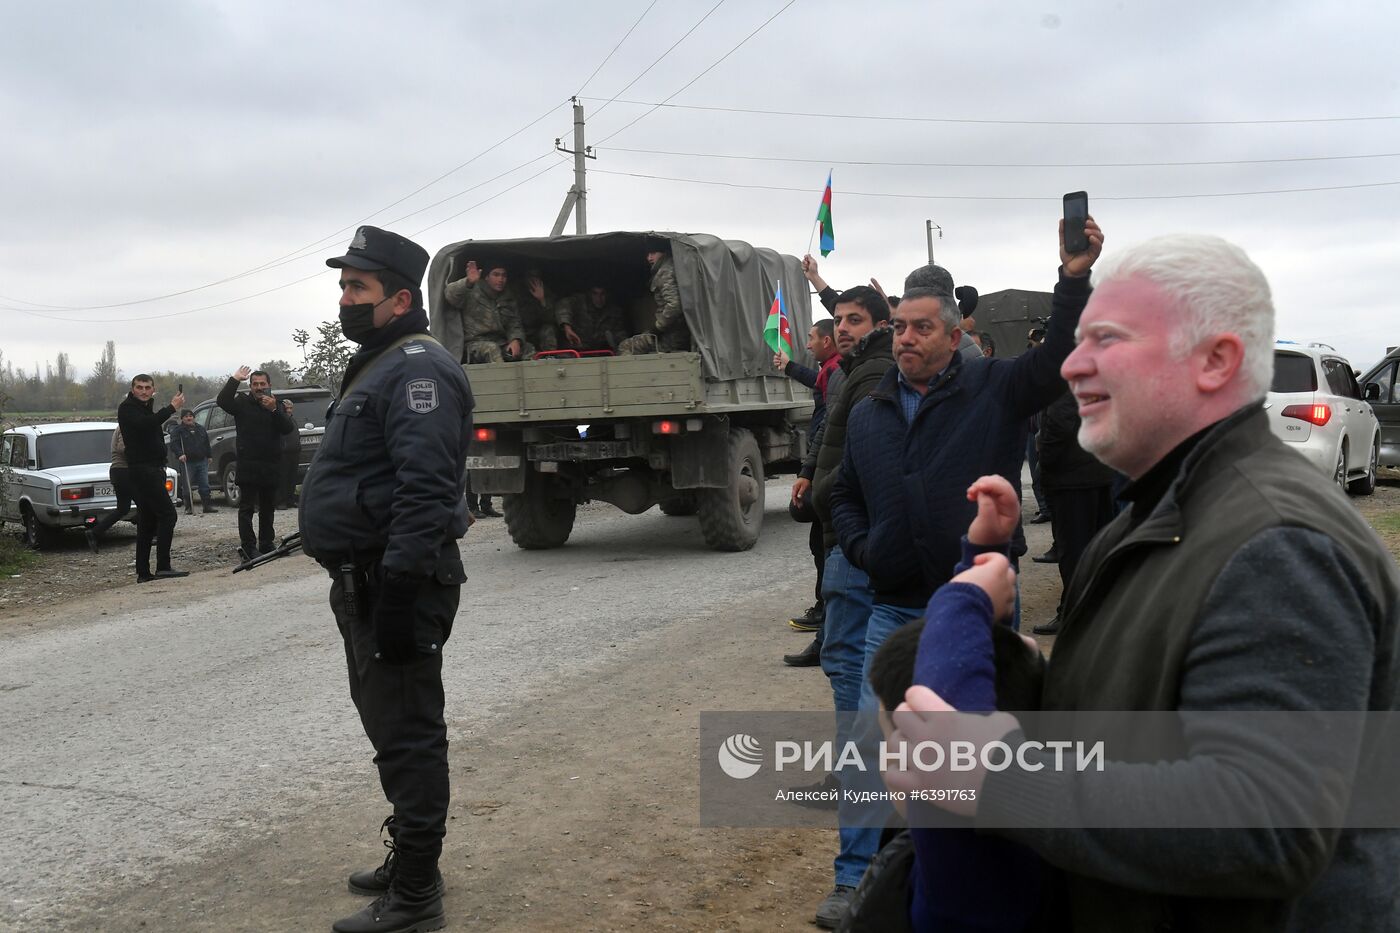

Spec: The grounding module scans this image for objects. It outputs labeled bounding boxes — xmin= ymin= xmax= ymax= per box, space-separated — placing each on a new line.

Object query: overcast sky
xmin=2 ymin=0 xmax=1397 ymax=385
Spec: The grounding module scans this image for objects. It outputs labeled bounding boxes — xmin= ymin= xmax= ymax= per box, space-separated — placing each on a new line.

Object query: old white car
xmin=1 ymin=421 xmax=178 ymax=548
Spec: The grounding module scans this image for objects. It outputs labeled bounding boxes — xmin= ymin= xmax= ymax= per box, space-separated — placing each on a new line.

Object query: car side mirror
xmin=1364 ymin=382 xmax=1381 ymax=401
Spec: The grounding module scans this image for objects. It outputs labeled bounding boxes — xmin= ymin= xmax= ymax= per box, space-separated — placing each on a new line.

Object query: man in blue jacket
xmin=830 ymin=217 xmax=1102 ymax=798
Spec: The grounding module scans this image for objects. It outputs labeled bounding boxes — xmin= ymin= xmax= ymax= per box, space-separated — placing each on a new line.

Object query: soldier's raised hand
xmin=464 ymin=260 xmax=481 ymax=285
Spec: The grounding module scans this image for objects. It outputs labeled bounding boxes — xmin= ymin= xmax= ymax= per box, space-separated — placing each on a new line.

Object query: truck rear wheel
xmin=504 ymin=471 xmax=577 ymax=549
xmin=659 ymin=492 xmax=698 ymax=516
xmin=697 ymin=428 xmax=764 ymax=551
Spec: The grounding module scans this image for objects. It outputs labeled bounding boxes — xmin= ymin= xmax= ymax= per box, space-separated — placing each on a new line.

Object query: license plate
xmin=465 ymin=455 xmax=521 ymax=469
xmin=94 ymin=484 xmax=114 ymax=497
xmin=300 ymin=435 xmax=322 ymax=446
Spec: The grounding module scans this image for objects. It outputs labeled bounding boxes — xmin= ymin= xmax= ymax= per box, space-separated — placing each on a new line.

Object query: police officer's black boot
xmin=348 ymin=817 xmax=444 ymax=897
xmin=334 ymin=850 xmax=445 ymax=933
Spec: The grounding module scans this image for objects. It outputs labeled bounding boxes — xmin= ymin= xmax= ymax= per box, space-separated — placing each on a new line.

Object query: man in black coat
xmin=217 ymin=366 xmax=295 ymax=559
xmin=117 ymin=374 xmax=189 ymax=582
xmin=167 ymin=409 xmax=217 ymax=515
xmin=1031 ymin=390 xmax=1116 ymax=635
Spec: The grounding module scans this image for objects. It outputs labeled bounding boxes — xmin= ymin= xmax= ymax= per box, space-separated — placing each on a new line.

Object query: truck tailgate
xmin=467 ymin=355 xmax=705 ymax=422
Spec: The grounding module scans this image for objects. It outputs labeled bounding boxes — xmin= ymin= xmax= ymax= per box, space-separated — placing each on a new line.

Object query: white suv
xmin=1267 ymin=342 xmax=1380 ymax=495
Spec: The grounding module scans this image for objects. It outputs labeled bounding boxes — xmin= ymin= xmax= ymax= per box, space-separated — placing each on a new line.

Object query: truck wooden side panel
xmin=465 ymin=353 xmax=810 ymax=423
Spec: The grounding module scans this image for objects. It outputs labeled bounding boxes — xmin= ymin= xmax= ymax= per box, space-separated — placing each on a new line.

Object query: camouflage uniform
xmin=618 ymin=254 xmax=691 ymax=355
xmin=443 ymin=277 xmax=532 ymax=364
xmin=556 ymin=292 xmax=628 ymax=352
xmin=514 ymin=281 xmax=559 ymax=353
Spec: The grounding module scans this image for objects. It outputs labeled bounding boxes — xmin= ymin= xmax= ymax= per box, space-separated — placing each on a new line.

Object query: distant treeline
xmin=0 ymin=340 xmax=306 ymax=418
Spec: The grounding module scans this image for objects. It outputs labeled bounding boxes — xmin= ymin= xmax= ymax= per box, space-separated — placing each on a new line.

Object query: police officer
xmin=300 ymin=225 xmax=473 ymax=933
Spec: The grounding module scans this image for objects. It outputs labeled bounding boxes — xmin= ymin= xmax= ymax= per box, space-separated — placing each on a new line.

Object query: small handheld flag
xmin=815 ymin=171 xmax=835 ymax=257
xmin=764 ymin=281 xmax=795 ymax=356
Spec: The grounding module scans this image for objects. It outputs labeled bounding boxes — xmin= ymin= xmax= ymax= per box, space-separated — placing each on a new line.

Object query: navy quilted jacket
xmin=831 ymin=272 xmax=1091 ymax=605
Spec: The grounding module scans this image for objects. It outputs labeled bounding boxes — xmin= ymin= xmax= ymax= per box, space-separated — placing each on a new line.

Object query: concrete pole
xmin=573 ymin=99 xmax=587 ymax=235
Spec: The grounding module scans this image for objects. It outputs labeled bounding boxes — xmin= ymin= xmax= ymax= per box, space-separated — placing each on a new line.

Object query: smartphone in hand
xmin=1063 ymin=191 xmax=1089 ymax=254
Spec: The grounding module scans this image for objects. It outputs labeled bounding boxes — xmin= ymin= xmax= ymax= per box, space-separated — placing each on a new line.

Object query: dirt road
xmin=3 ymin=476 xmax=1396 ymax=931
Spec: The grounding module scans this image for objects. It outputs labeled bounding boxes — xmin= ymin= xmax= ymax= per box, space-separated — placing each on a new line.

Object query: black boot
xmin=201 ymin=495 xmax=218 ymax=514
xmin=334 ymin=851 xmax=445 ymax=933
xmin=478 ymin=496 xmax=501 ymax=518
xmin=348 ymin=818 xmax=445 ymax=897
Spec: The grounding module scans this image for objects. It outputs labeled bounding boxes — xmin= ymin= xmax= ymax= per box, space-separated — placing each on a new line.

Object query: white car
xmin=1267 ymin=342 xmax=1380 ymax=495
xmin=1 ymin=421 xmax=179 ymax=548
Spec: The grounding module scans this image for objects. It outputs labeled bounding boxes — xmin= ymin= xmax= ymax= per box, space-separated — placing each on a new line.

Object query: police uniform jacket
xmin=299 ymin=311 xmax=474 ymax=580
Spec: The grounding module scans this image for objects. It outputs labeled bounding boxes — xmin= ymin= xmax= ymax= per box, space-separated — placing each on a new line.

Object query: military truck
xmin=425 ymin=231 xmax=815 ymax=552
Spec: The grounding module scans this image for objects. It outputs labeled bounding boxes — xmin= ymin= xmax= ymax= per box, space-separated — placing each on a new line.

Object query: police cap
xmin=326 ymin=225 xmax=430 ymax=286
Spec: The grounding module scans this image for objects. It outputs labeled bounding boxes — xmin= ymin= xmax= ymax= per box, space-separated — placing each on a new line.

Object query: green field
xmin=2 ymin=410 xmax=115 ymax=427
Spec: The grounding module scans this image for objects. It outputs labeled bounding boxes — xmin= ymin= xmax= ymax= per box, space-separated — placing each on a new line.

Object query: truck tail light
xmin=1280 ymin=403 xmax=1331 ymax=426
xmin=652 ymin=419 xmax=681 ymax=435
xmin=61 ymin=486 xmax=94 ymax=501
xmin=474 ymin=427 xmax=496 ymax=442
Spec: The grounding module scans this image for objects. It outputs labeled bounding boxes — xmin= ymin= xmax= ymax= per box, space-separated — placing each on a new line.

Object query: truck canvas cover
xmin=425 ymin=231 xmax=814 ymax=381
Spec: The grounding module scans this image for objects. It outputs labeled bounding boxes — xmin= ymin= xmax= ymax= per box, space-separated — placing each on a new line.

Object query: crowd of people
xmin=85 ymin=367 xmax=307 ymax=572
xmin=69 ymin=215 xmax=1400 ymax=932
xmin=767 ymin=220 xmax=1400 ymax=931
xmin=430 ymin=241 xmax=692 ymax=365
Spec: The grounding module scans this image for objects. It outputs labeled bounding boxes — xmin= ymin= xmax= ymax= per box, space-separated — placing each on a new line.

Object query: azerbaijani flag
xmin=764 ymin=280 xmax=795 ymax=356
xmin=816 ymin=171 xmax=835 ymax=257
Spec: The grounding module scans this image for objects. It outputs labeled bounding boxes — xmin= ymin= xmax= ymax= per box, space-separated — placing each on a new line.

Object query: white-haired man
xmin=883 ymin=234 xmax=1400 ymax=931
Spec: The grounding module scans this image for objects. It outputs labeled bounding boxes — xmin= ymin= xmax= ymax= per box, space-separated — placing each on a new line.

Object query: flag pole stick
xmin=807 ymin=168 xmax=831 ymax=257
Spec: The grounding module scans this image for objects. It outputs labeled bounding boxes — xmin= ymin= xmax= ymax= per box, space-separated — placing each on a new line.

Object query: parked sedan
xmin=1 ymin=422 xmax=179 ymax=548
xmin=1267 ymin=342 xmax=1380 ymax=495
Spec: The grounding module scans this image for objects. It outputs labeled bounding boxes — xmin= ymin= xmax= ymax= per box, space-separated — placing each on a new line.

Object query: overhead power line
xmin=595 ymin=145 xmax=1400 ymax=169
xmin=6 ymin=159 xmax=571 ymax=323
xmin=593 ymin=0 xmax=799 ymax=146
xmin=581 ymin=98 xmax=1400 ymax=127
xmin=587 ymin=0 xmax=729 ymax=126
xmin=586 ymin=165 xmax=1400 ymax=201
xmin=576 ymin=0 xmax=663 ymax=96
xmin=3 ymin=99 xmax=573 ymax=313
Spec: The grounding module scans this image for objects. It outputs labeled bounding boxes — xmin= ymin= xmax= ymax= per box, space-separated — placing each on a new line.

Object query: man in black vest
xmin=883 ymin=234 xmax=1400 ymax=931
xmin=217 ymin=366 xmax=294 ymax=560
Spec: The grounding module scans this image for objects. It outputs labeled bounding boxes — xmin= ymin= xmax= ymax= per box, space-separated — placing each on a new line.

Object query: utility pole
xmin=552 ymin=97 xmax=595 ymax=236
xmin=925 ymin=220 xmax=942 ymax=264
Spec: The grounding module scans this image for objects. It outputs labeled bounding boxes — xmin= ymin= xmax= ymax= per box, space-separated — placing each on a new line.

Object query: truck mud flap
xmin=669 ymin=418 xmax=729 ymax=489
xmin=467 ymin=435 xmax=526 ymax=494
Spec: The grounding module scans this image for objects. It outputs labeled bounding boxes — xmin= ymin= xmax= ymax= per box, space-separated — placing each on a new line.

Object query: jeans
xmin=818 ymin=545 xmax=877 ymax=888
xmin=91 ymin=465 xmax=132 ymax=538
xmin=177 ymin=459 xmax=211 ymax=505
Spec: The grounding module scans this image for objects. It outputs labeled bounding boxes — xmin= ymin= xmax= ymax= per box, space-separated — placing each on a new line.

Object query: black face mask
xmin=339 ymin=296 xmax=391 ymax=344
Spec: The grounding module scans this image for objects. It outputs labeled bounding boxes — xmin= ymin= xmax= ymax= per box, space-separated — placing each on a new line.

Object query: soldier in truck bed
xmin=617 ymin=245 xmax=692 ymax=355
xmin=443 ymin=260 xmax=533 ymax=363
xmin=556 ymin=284 xmax=628 ymax=352
xmin=514 ymin=268 xmax=560 ymax=353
